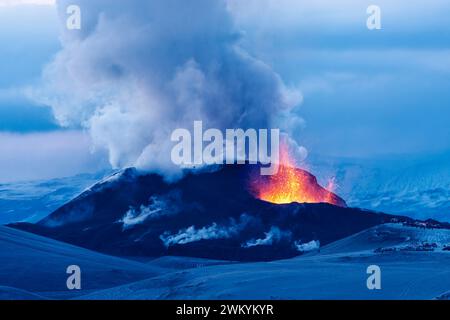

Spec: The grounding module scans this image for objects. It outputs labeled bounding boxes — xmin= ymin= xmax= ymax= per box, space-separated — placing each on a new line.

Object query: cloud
xmin=31 ymin=0 xmax=304 ymax=179
xmin=242 ymin=226 xmax=291 ymax=248
xmin=231 ymin=2 xmax=450 ymax=159
xmin=228 ymin=0 xmax=450 ymax=33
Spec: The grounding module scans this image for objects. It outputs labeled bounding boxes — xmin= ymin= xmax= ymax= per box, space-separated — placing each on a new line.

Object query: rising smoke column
xmin=33 ymin=0 xmax=306 ymax=178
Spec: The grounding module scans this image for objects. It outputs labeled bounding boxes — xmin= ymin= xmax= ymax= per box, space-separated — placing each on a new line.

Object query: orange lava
xmin=252 ymin=145 xmax=345 ymax=207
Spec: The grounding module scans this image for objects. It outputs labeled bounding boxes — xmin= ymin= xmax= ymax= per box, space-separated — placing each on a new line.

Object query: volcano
xmin=250 ymin=143 xmax=346 ymax=207
xmin=251 ymin=165 xmax=346 ymax=207
xmin=9 ymin=164 xmax=433 ymax=261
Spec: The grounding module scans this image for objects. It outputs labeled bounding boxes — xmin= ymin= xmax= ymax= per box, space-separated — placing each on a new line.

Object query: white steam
xmin=295 ymin=240 xmax=320 ymax=252
xmin=242 ymin=226 xmax=291 ymax=248
xmin=32 ymin=0 xmax=305 ymax=178
xmin=160 ymin=214 xmax=252 ymax=247
xmin=120 ymin=191 xmax=182 ymax=230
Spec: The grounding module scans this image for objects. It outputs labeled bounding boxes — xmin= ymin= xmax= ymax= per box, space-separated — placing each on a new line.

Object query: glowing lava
xmin=251 ymin=145 xmax=346 ymax=207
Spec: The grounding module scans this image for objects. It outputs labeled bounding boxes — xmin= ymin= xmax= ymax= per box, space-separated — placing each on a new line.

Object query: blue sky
xmin=229 ymin=0 xmax=450 ymax=157
xmin=0 ymin=0 xmax=449 ymax=181
xmin=0 ymin=3 xmax=59 ymax=132
xmin=0 ymin=1 xmax=108 ymax=182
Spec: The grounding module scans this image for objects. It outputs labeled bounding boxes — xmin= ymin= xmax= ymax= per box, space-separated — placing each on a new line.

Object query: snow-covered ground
xmin=2 ymin=223 xmax=450 ymax=300
xmin=0 ymin=226 xmax=166 ymax=299
xmin=79 ymin=224 xmax=450 ymax=300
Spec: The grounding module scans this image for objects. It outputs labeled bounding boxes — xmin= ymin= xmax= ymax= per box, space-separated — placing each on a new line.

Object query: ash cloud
xmin=32 ymin=0 xmax=305 ymax=178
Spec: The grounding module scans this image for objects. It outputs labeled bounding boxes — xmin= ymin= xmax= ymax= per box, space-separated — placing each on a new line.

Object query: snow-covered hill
xmin=0 ymin=226 xmax=165 ymax=299
xmin=3 ymin=223 xmax=450 ymax=299
xmin=79 ymin=224 xmax=450 ymax=300
xmin=320 ymin=223 xmax=450 ymax=255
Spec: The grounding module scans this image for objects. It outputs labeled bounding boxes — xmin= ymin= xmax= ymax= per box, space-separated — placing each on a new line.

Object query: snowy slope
xmin=0 ymin=287 xmax=49 ymax=300
xmin=320 ymin=223 xmax=450 ymax=254
xmin=80 ymin=224 xmax=450 ymax=300
xmin=0 ymin=226 xmax=166 ymax=299
xmin=3 ymin=223 xmax=450 ymax=299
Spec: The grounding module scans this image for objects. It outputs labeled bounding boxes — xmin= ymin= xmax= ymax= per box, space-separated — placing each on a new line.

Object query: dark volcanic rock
xmin=10 ymin=165 xmax=420 ymax=261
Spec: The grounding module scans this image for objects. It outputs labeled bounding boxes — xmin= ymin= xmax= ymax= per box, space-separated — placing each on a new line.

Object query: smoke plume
xmin=33 ymin=0 xmax=305 ymax=178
